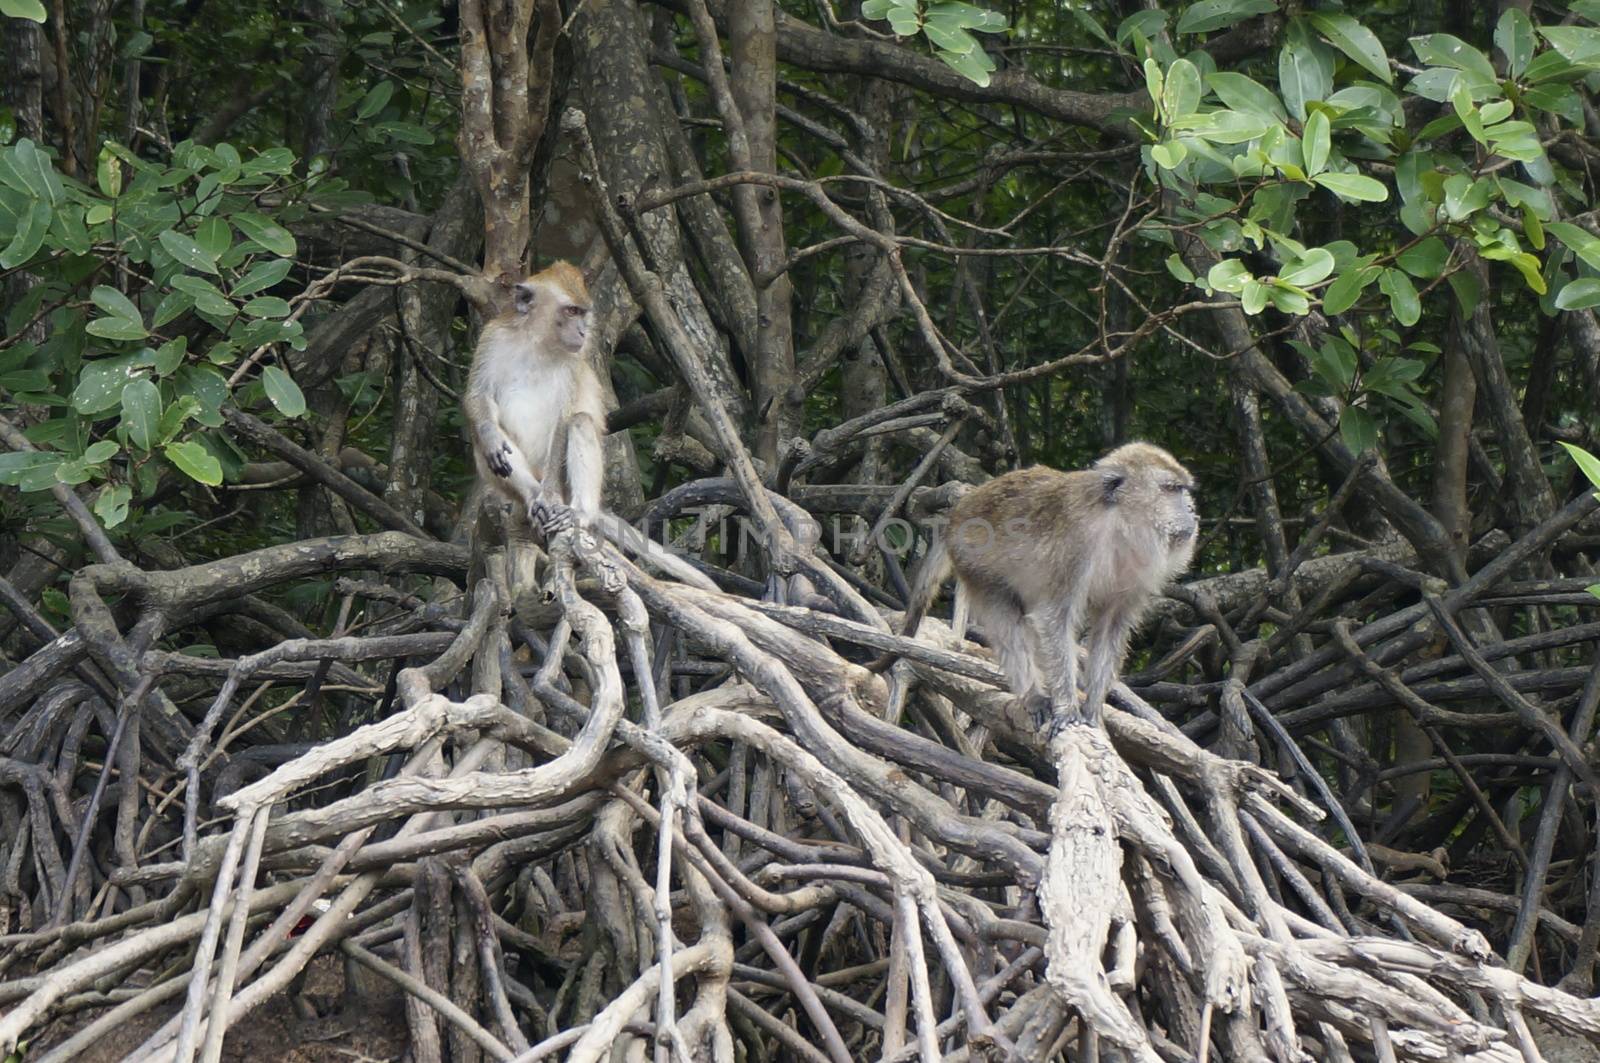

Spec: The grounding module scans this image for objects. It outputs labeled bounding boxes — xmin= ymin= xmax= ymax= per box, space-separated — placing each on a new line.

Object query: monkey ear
xmin=1100 ymin=470 xmax=1126 ymax=504
xmin=513 ymin=283 xmax=538 ymax=314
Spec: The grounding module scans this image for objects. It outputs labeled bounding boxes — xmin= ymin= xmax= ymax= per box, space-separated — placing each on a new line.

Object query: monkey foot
xmin=1024 ymin=691 xmax=1054 ymax=731
xmin=531 ymin=500 xmax=576 ymax=536
xmin=1033 ymin=694 xmax=1099 ymax=738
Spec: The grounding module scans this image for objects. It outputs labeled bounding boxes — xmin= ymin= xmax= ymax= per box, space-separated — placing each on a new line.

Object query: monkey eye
xmin=1162 ymin=482 xmax=1188 ymax=494
xmin=563 ymin=305 xmax=587 ymax=318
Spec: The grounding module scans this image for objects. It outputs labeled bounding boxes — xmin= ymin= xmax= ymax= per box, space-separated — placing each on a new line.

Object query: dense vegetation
xmin=2 ymin=0 xmax=1600 ymax=1059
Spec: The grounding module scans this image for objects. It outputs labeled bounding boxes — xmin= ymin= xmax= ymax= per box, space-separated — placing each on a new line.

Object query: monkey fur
xmin=463 ymin=261 xmax=606 ymax=525
xmin=874 ymin=441 xmax=1198 ymax=730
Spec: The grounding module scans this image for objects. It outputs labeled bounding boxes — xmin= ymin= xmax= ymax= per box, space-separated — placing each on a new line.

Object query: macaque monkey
xmin=464 ymin=261 xmax=604 ymax=527
xmin=879 ymin=442 xmax=1198 ymax=729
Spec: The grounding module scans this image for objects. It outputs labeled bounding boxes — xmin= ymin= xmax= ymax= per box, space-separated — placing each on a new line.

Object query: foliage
xmin=859 ymin=0 xmax=1008 ymax=85
xmin=0 ymin=136 xmax=340 ymax=525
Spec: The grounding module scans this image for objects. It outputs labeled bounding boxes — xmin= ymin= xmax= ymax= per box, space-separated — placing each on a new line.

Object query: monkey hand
xmin=485 ymin=439 xmax=515 ymax=478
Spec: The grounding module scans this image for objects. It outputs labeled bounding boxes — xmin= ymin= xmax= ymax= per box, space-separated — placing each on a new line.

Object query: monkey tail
xmin=867 ymin=537 xmax=952 ymax=673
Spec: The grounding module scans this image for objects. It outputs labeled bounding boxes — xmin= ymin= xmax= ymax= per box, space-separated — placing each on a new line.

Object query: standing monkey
xmin=463 ymin=261 xmax=605 ymax=526
xmin=879 ymin=442 xmax=1199 ymax=729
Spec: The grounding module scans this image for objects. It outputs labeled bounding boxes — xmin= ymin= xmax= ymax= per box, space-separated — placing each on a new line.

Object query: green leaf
xmin=72 ymin=356 xmax=136 ymax=414
xmin=1442 ymin=174 xmax=1492 ymax=221
xmin=54 ymin=456 xmax=95 ymax=484
xmin=1280 ymin=34 xmax=1334 ymax=120
xmin=1448 ymin=271 xmax=1481 ymax=315
xmin=1241 ymin=279 xmax=1270 ymax=314
xmin=1312 ymin=171 xmax=1387 ymax=202
xmin=1267 ymin=285 xmax=1310 ymax=315
xmin=1409 ymin=34 xmax=1496 ymax=80
xmin=158 ymin=229 xmax=219 ymax=274
xmin=90 ymin=284 xmax=141 ymax=323
xmin=0 ymin=200 xmax=50 ymax=269
xmin=1151 ymin=141 xmax=1188 ymax=169
xmin=355 ymin=80 xmax=395 ymax=120
xmin=1279 ymin=247 xmax=1335 ymax=287
xmin=1339 ymin=406 xmax=1378 ymax=452
xmin=85 ymin=316 xmax=149 ymax=341
xmin=1165 ymin=254 xmax=1196 ymax=283
xmin=262 ymin=366 xmax=306 ymax=417
xmin=82 ymin=440 xmax=118 ymax=463
xmin=120 ymin=378 xmax=161 ymax=450
xmin=0 ymin=0 xmax=48 ymax=22
xmin=1302 ymin=109 xmax=1330 ymax=175
xmin=1494 ymin=9 xmax=1535 ymax=78
xmin=164 ymin=440 xmax=223 ymax=486
xmin=1176 ymin=0 xmax=1276 ymax=36
xmin=96 ymin=144 xmax=122 ymax=197
xmin=242 ymin=296 xmax=290 ymax=319
xmin=1172 ymin=110 xmax=1273 ymax=143
xmin=158 ymin=395 xmax=201 ymax=443
xmin=1162 ymin=59 xmax=1203 ymax=121
xmin=1562 ymin=442 xmax=1600 ymax=493
xmin=1143 ymin=57 xmax=1164 ymax=108
xmin=922 ymin=21 xmax=978 ymax=56
xmin=1207 ymin=258 xmax=1252 ymax=293
xmin=1479 ymin=247 xmax=1546 ymax=294
xmin=195 ymin=217 xmax=232 ymax=258
xmin=1324 ymin=266 xmax=1379 ymax=314
xmin=175 ymin=365 xmax=228 ymax=427
xmin=1547 ymin=222 xmax=1600 ymax=272
xmin=884 ymin=6 xmax=918 ymax=34
xmin=937 ymin=46 xmax=995 ymax=86
xmin=243 ymin=147 xmax=296 ymax=175
xmin=1539 ymin=27 xmax=1600 ymax=66
xmin=0 ymin=451 xmax=60 ymax=489
xmin=1116 ymin=9 xmax=1167 ymax=45
xmin=153 ymin=336 xmax=188 ymax=376
xmin=1554 ymin=278 xmax=1600 ymax=311
xmin=370 ymin=120 xmax=436 ymax=145
xmin=1378 ymin=268 xmax=1421 ymax=326
xmin=51 ymin=204 xmax=90 ymax=255
xmin=232 ymin=212 xmax=298 ymax=258
xmin=1307 ymin=12 xmax=1392 ymax=84
xmin=232 ymin=258 xmax=292 ymax=298
xmin=927 ymin=2 xmax=1007 ymax=32
xmin=93 ymin=483 xmax=131 ymax=527
xmin=3 ymin=139 xmax=63 ymax=204
xmin=172 ymin=274 xmax=236 ymax=318
xmin=1069 ymin=7 xmax=1113 ymax=48
xmin=1451 ymin=78 xmax=1485 ymax=145
xmin=1396 ymin=237 xmax=1448 ymax=279
xmin=1205 ymin=72 xmax=1288 ymax=122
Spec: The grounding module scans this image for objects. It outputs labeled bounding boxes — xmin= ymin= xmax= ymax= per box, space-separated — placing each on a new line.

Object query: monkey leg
xmin=1076 ymin=608 xmax=1135 ymax=728
xmin=1024 ymin=601 xmax=1082 ymax=731
xmin=563 ymin=412 xmax=604 ymax=518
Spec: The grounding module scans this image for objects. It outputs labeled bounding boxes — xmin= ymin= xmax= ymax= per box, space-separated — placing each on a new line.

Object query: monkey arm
xmin=462 ymin=389 xmax=513 ymax=476
xmin=464 ymin=389 xmax=547 ymax=508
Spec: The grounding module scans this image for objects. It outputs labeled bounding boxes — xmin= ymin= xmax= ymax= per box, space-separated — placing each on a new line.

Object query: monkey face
xmin=1095 ymin=443 xmax=1198 ymax=554
xmin=552 ymin=299 xmax=590 ymax=352
xmin=1164 ymin=481 xmax=1198 ymax=545
xmin=512 ymin=278 xmax=592 ymax=354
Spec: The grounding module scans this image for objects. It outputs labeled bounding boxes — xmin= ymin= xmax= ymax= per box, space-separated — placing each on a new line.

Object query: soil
xmin=32 ymin=954 xmax=411 ymax=1063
